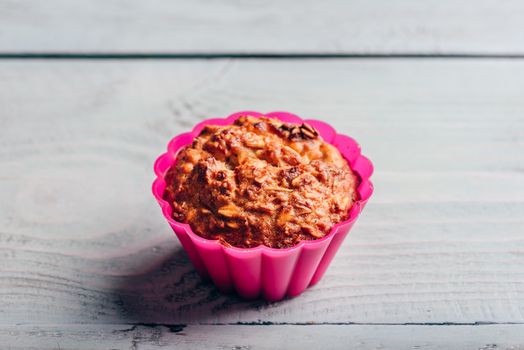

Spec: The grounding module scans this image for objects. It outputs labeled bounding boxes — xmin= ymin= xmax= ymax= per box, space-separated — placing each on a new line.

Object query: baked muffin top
xmin=163 ymin=116 xmax=360 ymax=248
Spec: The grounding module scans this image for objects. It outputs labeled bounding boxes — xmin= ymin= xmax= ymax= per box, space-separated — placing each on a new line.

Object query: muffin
xmin=153 ymin=111 xmax=373 ymax=301
xmin=163 ymin=115 xmax=360 ymax=249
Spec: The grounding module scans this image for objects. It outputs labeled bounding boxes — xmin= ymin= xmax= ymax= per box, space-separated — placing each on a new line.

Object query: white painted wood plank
xmin=1 ymin=1 xmax=524 ymax=54
xmin=0 ymin=324 xmax=524 ymax=350
xmin=0 ymin=60 xmax=523 ymax=325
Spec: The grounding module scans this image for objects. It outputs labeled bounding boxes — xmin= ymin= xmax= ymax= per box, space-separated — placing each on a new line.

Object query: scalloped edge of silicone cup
xmin=152 ymin=111 xmax=374 ymax=258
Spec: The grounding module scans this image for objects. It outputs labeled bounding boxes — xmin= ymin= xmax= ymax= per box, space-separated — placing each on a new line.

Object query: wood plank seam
xmin=2 ymin=53 xmax=524 ymax=60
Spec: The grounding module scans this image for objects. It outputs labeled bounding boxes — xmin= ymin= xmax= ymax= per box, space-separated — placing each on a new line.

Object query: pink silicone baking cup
xmin=152 ymin=111 xmax=374 ymax=301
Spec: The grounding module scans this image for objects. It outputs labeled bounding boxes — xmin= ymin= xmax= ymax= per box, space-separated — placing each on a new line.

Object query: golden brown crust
xmin=163 ymin=116 xmax=360 ymax=248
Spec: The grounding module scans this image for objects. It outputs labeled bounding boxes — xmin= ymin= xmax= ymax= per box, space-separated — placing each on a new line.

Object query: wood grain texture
xmin=0 ymin=59 xmax=523 ymax=326
xmin=1 ymin=324 xmax=524 ymax=350
xmin=1 ymin=0 xmax=524 ymax=54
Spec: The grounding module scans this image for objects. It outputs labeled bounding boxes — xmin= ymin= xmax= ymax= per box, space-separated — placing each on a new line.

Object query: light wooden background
xmin=1 ymin=1 xmax=524 ymax=349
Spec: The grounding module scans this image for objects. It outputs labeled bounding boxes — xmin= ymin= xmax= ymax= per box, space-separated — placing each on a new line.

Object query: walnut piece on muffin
xmin=163 ymin=116 xmax=360 ymax=249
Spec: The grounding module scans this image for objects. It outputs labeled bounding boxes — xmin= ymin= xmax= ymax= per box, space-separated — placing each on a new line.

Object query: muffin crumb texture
xmin=164 ymin=116 xmax=360 ymax=248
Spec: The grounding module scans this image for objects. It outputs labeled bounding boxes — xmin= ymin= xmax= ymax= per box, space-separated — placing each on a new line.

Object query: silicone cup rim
xmin=152 ymin=111 xmax=374 ymax=254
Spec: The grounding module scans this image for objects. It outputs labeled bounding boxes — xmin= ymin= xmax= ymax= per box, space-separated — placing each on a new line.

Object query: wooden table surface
xmin=1 ymin=1 xmax=524 ymax=349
